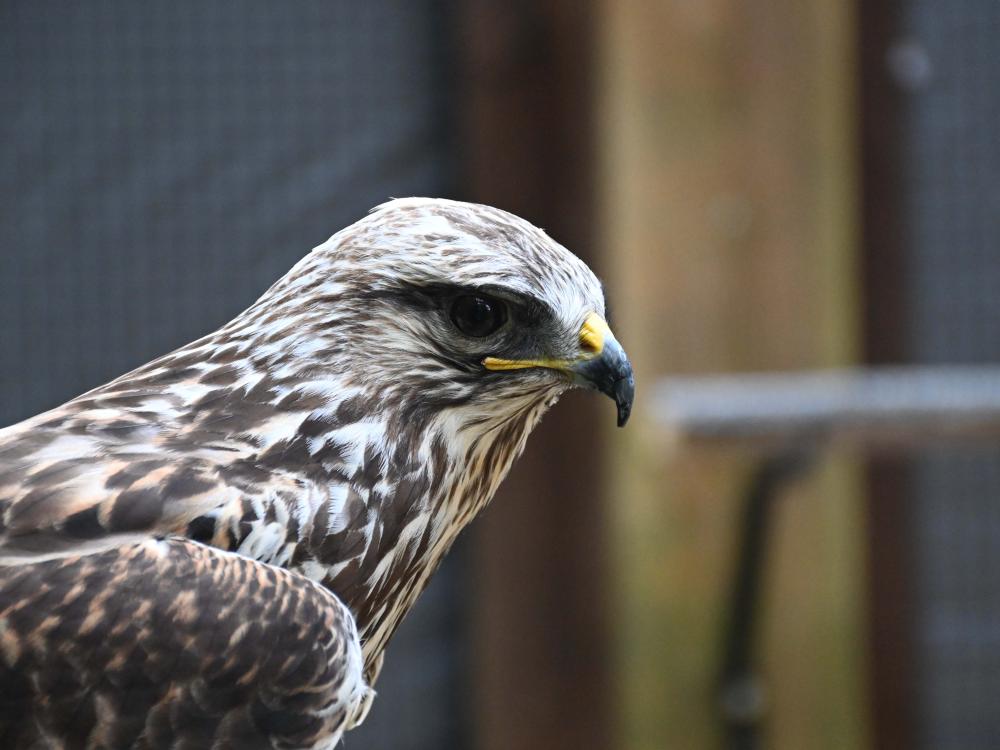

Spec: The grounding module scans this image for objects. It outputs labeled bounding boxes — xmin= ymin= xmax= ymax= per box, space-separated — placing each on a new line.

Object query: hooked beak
xmin=482 ymin=312 xmax=636 ymax=427
xmin=568 ymin=313 xmax=635 ymax=426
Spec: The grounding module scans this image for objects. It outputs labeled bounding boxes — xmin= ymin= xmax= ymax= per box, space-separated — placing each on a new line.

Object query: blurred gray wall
xmin=0 ymin=3 xmax=468 ymax=748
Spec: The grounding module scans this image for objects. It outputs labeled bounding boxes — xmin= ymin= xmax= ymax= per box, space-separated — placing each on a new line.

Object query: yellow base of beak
xmin=482 ymin=356 xmax=567 ymax=372
xmin=482 ymin=312 xmax=611 ymax=373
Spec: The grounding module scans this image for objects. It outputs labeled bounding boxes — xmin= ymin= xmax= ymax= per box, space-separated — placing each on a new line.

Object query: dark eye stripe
xmin=362 ymin=282 xmax=556 ymax=325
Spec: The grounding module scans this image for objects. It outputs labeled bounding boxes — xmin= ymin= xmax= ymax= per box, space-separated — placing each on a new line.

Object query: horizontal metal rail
xmin=651 ymin=365 xmax=1000 ymax=449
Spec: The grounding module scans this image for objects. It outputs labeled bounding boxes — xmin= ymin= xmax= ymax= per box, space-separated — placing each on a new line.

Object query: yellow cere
xmin=482 ymin=312 xmax=610 ymax=372
xmin=578 ymin=312 xmax=610 ymax=356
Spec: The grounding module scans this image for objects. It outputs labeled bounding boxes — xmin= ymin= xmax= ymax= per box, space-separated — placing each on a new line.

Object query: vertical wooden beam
xmin=455 ymin=3 xmax=613 ymax=750
xmin=598 ymin=1 xmax=867 ymax=748
xmin=857 ymin=1 xmax=917 ymax=748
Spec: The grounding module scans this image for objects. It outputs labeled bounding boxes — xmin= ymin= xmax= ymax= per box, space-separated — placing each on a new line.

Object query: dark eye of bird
xmin=450 ymin=294 xmax=508 ymax=338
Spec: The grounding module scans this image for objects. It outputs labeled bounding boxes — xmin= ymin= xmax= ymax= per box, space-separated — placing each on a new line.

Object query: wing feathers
xmin=0 ymin=538 xmax=370 ymax=749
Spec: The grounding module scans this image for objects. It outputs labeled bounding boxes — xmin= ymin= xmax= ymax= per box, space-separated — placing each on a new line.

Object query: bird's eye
xmin=450 ymin=294 xmax=508 ymax=338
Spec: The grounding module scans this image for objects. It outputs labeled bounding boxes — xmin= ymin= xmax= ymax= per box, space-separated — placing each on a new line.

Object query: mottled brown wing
xmin=0 ymin=538 xmax=370 ymax=750
xmin=0 ymin=430 xmax=328 ymax=565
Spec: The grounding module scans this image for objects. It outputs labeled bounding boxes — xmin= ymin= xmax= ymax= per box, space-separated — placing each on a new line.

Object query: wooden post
xmin=598 ymin=1 xmax=868 ymax=748
xmin=455 ymin=3 xmax=613 ymax=750
xmin=858 ymin=1 xmax=916 ymax=747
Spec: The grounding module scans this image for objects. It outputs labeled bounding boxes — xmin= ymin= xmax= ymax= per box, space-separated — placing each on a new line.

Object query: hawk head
xmin=249 ymin=198 xmax=635 ymax=438
xmin=0 ymin=198 xmax=635 ymax=683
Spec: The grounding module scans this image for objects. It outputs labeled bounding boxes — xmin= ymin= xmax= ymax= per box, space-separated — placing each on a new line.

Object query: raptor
xmin=0 ymin=198 xmax=634 ymax=748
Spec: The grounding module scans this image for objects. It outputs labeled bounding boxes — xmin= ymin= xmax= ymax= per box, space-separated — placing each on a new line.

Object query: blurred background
xmin=1 ymin=1 xmax=998 ymax=748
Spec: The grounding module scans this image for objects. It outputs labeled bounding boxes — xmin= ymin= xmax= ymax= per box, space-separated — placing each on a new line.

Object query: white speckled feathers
xmin=0 ymin=198 xmax=614 ymax=748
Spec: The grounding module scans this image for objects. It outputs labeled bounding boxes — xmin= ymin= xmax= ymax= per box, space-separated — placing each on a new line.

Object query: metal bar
xmin=717 ymin=452 xmax=815 ymax=750
xmin=652 ymin=366 xmax=1000 ymax=449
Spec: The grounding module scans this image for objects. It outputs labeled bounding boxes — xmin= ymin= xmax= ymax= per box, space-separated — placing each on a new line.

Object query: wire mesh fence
xmin=0 ymin=3 xmax=465 ymax=748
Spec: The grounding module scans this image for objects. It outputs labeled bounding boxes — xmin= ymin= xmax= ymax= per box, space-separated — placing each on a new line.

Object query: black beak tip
xmin=572 ymin=339 xmax=635 ymax=427
xmin=614 ymin=373 xmax=635 ymax=428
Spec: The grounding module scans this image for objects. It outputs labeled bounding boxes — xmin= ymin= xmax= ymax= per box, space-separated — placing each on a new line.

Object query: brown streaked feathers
xmin=0 ymin=198 xmax=632 ymax=748
xmin=0 ymin=538 xmax=368 ymax=749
